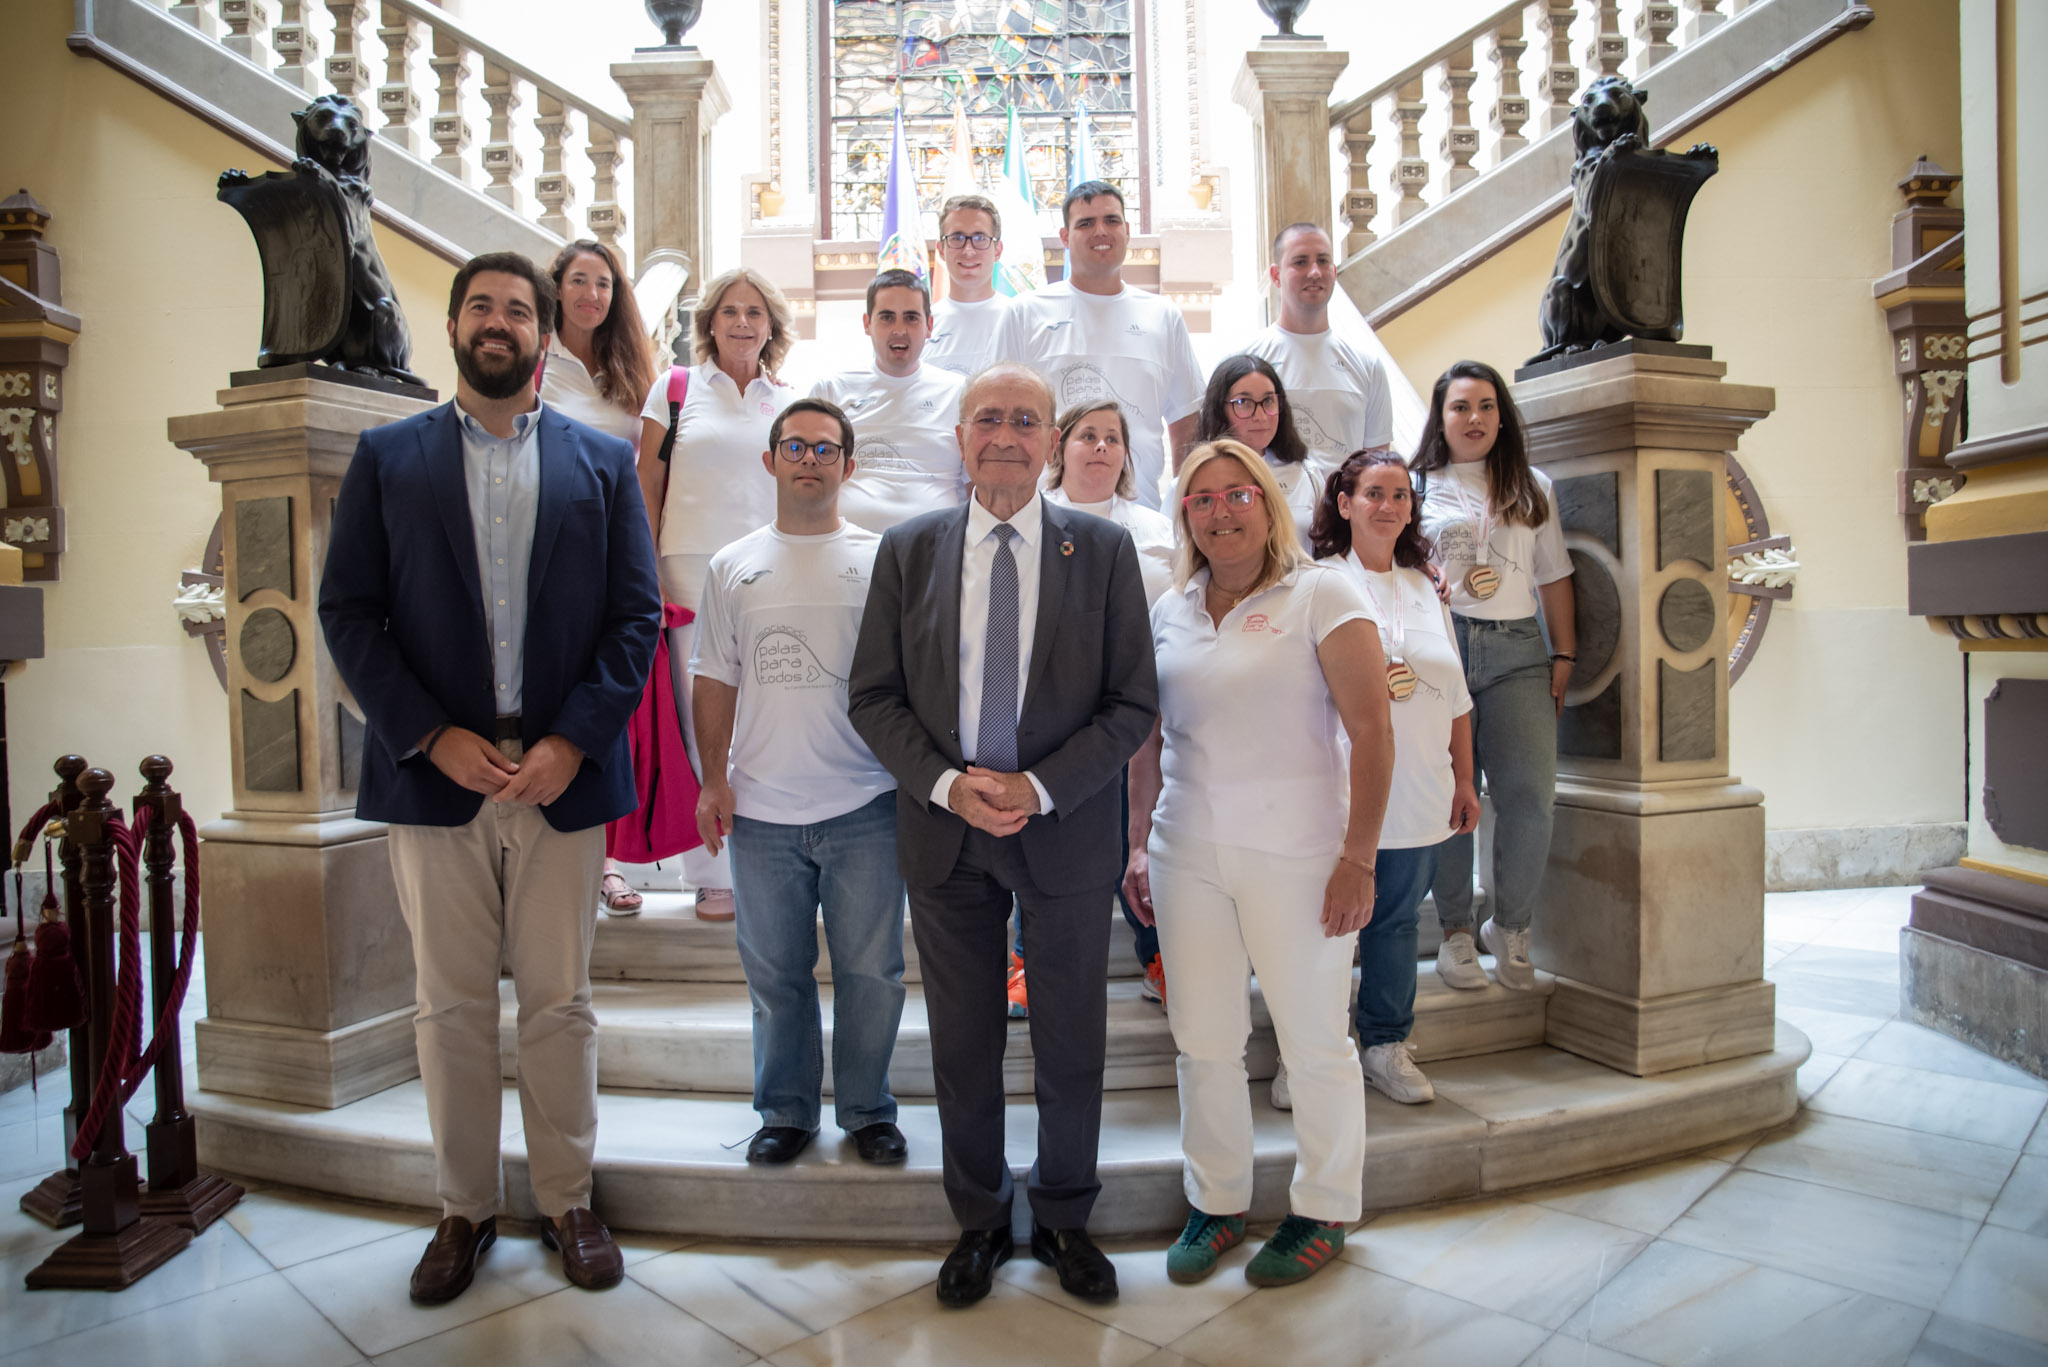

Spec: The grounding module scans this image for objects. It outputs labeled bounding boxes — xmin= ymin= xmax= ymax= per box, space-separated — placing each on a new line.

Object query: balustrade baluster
xmin=1342 ymin=107 xmax=1377 ymax=255
xmin=1391 ymin=80 xmax=1429 ymax=226
xmin=1634 ymin=0 xmax=1677 ymax=73
xmin=1538 ymin=2 xmax=1579 ymax=135
xmin=325 ymin=1 xmax=369 ymax=99
xmin=534 ymin=93 xmax=576 ymax=239
xmin=1683 ymin=0 xmax=1727 ymax=39
xmin=218 ymin=0 xmax=273 ymax=66
xmin=1440 ymin=43 xmax=1480 ymax=193
xmin=376 ymin=4 xmax=425 ymax=154
xmin=481 ymin=61 xmax=525 ymax=210
xmin=167 ymin=0 xmax=222 ymax=39
xmin=1587 ymin=0 xmax=1627 ymax=78
xmin=272 ymin=0 xmax=322 ymax=93
xmin=429 ymin=31 xmax=474 ymax=184
xmin=1490 ymin=9 xmax=1530 ymax=165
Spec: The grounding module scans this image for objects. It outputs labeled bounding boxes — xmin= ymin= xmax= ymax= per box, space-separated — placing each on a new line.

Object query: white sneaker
xmin=1269 ymin=1059 xmax=1292 ymax=1111
xmin=1435 ymin=933 xmax=1488 ymax=990
xmin=1360 ymin=1042 xmax=1434 ymax=1104
xmin=1481 ymin=918 xmax=1535 ymax=991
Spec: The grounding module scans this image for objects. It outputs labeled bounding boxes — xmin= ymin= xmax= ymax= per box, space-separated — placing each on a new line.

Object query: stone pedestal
xmin=1232 ymin=40 xmax=1351 ymax=284
xmin=167 ymin=375 xmax=436 ymax=1107
xmin=1512 ymin=346 xmax=1777 ymax=1075
xmin=612 ymin=51 xmax=730 ymax=293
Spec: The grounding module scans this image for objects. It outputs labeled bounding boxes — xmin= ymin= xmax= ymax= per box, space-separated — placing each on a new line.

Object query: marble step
xmin=192 ymin=1024 xmax=1808 ymax=1242
xmin=501 ymin=965 xmax=1553 ymax=1098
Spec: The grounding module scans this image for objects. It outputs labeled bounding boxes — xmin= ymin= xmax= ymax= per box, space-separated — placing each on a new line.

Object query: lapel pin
xmin=1060 ymin=540 xmax=1074 ymax=557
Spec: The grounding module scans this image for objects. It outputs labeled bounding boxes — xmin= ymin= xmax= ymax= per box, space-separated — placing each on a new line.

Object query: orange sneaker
xmin=1141 ymin=954 xmax=1166 ymax=1010
xmin=1006 ymin=949 xmax=1029 ymax=1018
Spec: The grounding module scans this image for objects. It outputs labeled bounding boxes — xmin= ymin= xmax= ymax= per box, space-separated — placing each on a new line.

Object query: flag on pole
xmin=1063 ymin=98 xmax=1097 ymax=277
xmin=989 ymin=99 xmax=1045 ymax=296
xmin=941 ymin=99 xmax=978 ymax=201
xmin=876 ymin=106 xmax=929 ymax=280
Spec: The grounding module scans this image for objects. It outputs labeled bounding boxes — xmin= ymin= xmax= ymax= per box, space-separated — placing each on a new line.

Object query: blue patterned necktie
xmin=975 ymin=522 xmax=1021 ymax=772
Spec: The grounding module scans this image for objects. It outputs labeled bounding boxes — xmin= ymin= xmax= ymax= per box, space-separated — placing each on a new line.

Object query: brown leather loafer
xmin=540 ymin=1208 xmax=625 ymax=1290
xmin=409 ymin=1214 xmax=496 ymax=1304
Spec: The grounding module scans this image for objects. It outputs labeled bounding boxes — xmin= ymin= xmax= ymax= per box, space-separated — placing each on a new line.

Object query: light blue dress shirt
xmin=456 ymin=399 xmax=543 ymax=715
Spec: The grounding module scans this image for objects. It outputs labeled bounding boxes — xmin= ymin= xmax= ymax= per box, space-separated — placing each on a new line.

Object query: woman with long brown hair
xmin=1410 ymin=361 xmax=1575 ymax=994
xmin=1194 ymin=355 xmax=1322 ymax=553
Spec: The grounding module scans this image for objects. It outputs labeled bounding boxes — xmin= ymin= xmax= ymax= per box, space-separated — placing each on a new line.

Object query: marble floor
xmin=3 ymin=886 xmax=2045 ymax=1366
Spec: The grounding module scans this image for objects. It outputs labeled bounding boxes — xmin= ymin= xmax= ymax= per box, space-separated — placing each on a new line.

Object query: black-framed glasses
xmin=1226 ymin=393 xmax=1282 ymax=418
xmin=777 ymin=438 xmax=845 ymax=466
xmin=970 ymin=414 xmax=1043 ymax=435
xmin=942 ymin=232 xmax=996 ymax=250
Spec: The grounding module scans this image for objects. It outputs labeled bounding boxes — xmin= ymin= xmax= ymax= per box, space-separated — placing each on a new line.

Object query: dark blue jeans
xmin=1355 ymin=842 xmax=1443 ymax=1047
xmin=729 ymin=791 xmax=906 ymax=1132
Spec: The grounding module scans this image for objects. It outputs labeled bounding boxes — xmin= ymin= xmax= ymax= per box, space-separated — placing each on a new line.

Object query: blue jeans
xmin=729 ymin=792 xmax=906 ymax=1132
xmin=1355 ymin=843 xmax=1442 ymax=1047
xmin=1432 ymin=615 xmax=1557 ymax=936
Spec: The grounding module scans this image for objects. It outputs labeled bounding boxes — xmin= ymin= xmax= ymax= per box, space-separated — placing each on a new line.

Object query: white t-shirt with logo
xmin=689 ymin=522 xmax=897 ymax=825
xmin=1243 ymin=324 xmax=1395 ymax=469
xmin=537 ymin=337 xmax=643 ymax=446
xmin=1044 ymin=487 xmax=1176 ymax=607
xmin=1416 ymin=460 xmax=1572 ymax=619
xmin=1150 ymin=563 xmax=1372 ymax=858
xmin=925 ymin=294 xmax=1010 ymax=381
xmin=1265 ymin=451 xmax=1324 ymax=554
xmin=807 ymin=363 xmax=968 ymax=535
xmin=639 ymin=363 xmax=796 ymax=560
xmin=1326 ymin=552 xmax=1473 ymax=850
xmin=992 ymin=282 xmax=1205 ymax=512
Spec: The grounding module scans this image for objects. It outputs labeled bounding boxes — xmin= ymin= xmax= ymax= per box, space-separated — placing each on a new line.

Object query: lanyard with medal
xmin=1447 ymin=473 xmax=1501 ymax=600
xmin=1355 ymin=561 xmax=1418 ymax=702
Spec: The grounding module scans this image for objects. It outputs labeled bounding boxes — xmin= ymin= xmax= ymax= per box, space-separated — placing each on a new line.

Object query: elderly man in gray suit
xmin=850 ymin=362 xmax=1159 ymax=1308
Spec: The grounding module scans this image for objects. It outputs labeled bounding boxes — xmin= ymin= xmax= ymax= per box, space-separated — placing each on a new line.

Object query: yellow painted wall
xmin=0 ymin=1 xmax=457 ymax=828
xmin=1379 ymin=2 xmax=1968 ymax=833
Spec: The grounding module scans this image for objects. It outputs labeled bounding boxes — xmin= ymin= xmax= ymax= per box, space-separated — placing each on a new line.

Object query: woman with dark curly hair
xmin=1194 ymin=355 xmax=1321 ymax=552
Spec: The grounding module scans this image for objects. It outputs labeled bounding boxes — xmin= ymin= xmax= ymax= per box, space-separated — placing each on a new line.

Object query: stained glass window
xmin=825 ymin=0 xmax=1143 ymax=241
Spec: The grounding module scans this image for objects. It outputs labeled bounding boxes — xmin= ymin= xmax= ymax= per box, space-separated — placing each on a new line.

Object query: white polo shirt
xmin=992 ymin=281 xmax=1205 ymax=512
xmin=639 ymin=362 xmax=796 ymax=560
xmin=1150 ymin=562 xmax=1372 ymax=858
xmin=689 ymin=522 xmax=897 ymax=825
xmin=1044 ymin=488 xmax=1176 ymax=607
xmin=808 ymin=362 xmax=969 ymax=534
xmin=1242 ymin=324 xmax=1395 ymax=468
xmin=925 ymin=294 xmax=1011 ymax=381
xmin=537 ymin=337 xmax=643 ymax=446
xmin=1326 ymin=553 xmax=1473 ymax=850
xmin=1416 ymin=460 xmax=1572 ymax=619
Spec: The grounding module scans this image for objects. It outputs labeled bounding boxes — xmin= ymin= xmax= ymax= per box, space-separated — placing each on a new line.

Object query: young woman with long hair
xmin=1194 ymin=355 xmax=1321 ymax=552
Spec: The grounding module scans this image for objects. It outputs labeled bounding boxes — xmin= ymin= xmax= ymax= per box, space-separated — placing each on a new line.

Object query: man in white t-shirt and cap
xmin=925 ymin=194 xmax=1012 ymax=381
xmin=1243 ymin=222 xmax=1394 ymax=474
xmin=691 ymin=396 xmax=909 ymax=1170
xmin=811 ymin=269 xmax=969 ymax=535
xmin=991 ymin=181 xmax=1204 ymax=510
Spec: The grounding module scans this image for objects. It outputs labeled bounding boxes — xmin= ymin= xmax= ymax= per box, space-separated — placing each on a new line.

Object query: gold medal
xmin=1386 ymin=658 xmax=1418 ymax=701
xmin=1464 ymin=564 xmax=1500 ymax=599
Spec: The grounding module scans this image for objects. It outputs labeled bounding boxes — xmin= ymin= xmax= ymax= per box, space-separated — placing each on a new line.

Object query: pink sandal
xmin=599 ymin=871 xmax=643 ymax=917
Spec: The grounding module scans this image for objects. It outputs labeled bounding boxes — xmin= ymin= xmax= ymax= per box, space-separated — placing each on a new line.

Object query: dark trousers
xmin=910 ymin=826 xmax=1113 ymax=1232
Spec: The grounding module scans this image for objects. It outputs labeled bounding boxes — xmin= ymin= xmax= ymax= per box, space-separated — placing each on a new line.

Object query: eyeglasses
xmin=1226 ymin=394 xmax=1282 ymax=418
xmin=1181 ymin=485 xmax=1264 ymax=517
xmin=941 ymin=232 xmax=996 ymax=250
xmin=970 ymin=414 xmax=1043 ymax=435
xmin=776 ymin=438 xmax=845 ymax=465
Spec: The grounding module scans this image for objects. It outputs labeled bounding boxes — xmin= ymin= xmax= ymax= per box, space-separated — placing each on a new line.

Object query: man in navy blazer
xmin=319 ymin=251 xmax=659 ymax=1306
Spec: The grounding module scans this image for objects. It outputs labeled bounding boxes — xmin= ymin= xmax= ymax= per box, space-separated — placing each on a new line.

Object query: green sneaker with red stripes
xmin=1244 ymin=1213 xmax=1346 ymax=1287
xmin=1165 ymin=1209 xmax=1246 ymax=1284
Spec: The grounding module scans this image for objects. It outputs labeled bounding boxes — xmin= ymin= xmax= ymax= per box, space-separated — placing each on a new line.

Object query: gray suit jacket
xmin=849 ymin=497 xmax=1160 ymax=894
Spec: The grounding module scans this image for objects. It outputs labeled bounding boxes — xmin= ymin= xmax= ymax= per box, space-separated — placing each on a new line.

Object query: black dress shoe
xmin=849 ymin=1121 xmax=907 ymax=1165
xmin=1031 ymin=1223 xmax=1119 ymax=1302
xmin=745 ymin=1125 xmax=816 ymax=1164
xmin=936 ymin=1226 xmax=1014 ymax=1307
xmin=409 ymin=1215 xmax=496 ymax=1304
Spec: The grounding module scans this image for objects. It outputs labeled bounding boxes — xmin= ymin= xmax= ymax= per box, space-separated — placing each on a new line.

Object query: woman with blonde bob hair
xmin=1125 ymin=438 xmax=1395 ymax=1289
xmin=632 ymin=265 xmax=798 ymax=921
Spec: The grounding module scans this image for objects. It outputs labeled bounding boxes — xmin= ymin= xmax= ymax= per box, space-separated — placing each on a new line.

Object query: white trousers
xmin=659 ymin=550 xmax=731 ymax=892
xmin=1150 ymin=830 xmax=1366 ymax=1223
xmin=389 ymin=778 xmax=606 ymax=1222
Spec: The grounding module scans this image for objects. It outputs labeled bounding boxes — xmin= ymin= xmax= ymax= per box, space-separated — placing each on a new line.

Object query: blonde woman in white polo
xmin=1123 ymin=439 xmax=1394 ymax=1289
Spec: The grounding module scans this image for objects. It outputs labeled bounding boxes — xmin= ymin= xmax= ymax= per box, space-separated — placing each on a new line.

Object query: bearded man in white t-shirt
xmin=925 ymin=194 xmax=1011 ymax=381
xmin=991 ymin=181 xmax=1204 ymax=510
xmin=690 ymin=397 xmax=908 ymax=1171
xmin=1243 ymin=223 xmax=1394 ymax=472
xmin=810 ymin=269 xmax=968 ymax=535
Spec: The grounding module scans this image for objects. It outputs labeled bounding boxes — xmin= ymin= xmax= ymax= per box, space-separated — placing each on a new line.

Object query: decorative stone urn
xmin=646 ymin=0 xmax=703 ymax=47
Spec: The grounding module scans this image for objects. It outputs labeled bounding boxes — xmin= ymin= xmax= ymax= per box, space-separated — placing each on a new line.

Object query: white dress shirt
xmin=455 ymin=399 xmax=542 ymax=714
xmin=929 ymin=491 xmax=1055 ymax=815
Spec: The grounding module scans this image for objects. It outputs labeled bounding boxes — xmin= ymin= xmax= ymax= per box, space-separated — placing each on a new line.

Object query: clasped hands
xmin=420 ymin=726 xmax=582 ymax=806
xmin=947 ymin=765 xmax=1039 ymax=837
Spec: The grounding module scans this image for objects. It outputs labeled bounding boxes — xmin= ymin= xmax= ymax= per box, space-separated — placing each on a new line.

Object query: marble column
xmin=1232 ymin=40 xmax=1351 ymax=283
xmin=167 ymin=373 xmax=435 ymax=1107
xmin=611 ymin=50 xmax=730 ymax=295
xmin=1511 ymin=345 xmax=1777 ymax=1075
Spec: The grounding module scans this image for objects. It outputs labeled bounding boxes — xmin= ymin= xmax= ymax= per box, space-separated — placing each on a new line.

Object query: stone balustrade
xmin=1329 ymin=0 xmax=1736 ymax=253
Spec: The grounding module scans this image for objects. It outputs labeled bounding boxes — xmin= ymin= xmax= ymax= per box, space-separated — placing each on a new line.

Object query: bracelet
xmin=421 ymin=723 xmax=453 ymax=759
xmin=1339 ymin=853 xmax=1376 ymax=875
xmin=1550 ymin=653 xmax=1577 ymax=663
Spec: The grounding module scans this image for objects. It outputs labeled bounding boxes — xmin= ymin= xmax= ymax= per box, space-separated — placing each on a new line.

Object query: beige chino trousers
xmin=388 ymin=744 xmax=606 ymax=1223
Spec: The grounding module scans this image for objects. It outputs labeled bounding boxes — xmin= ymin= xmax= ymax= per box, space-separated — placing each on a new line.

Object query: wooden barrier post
xmin=17 ymin=755 xmax=89 ymax=1228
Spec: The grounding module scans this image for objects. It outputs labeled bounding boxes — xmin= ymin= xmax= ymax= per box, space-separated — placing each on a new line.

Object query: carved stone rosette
xmin=1873 ymin=158 xmax=1967 ymax=541
xmin=0 ymin=189 xmax=78 ymax=581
